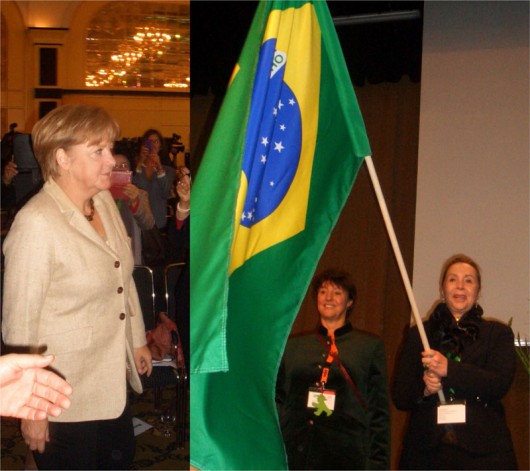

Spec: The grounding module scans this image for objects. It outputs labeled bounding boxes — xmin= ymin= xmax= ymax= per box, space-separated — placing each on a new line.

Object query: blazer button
xmin=114 ymin=261 xmax=120 ymax=268
xmin=117 ymin=287 xmax=124 ymax=294
xmin=119 ymin=313 xmax=126 ymax=320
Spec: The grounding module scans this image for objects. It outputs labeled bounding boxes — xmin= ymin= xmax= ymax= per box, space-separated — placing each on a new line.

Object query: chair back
xmin=164 ymin=262 xmax=186 ymax=317
xmin=133 ymin=265 xmax=156 ymax=331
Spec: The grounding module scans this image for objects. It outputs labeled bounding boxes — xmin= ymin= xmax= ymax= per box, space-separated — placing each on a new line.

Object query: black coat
xmin=277 ymin=323 xmax=390 ymax=470
xmin=392 ymin=307 xmax=517 ymax=470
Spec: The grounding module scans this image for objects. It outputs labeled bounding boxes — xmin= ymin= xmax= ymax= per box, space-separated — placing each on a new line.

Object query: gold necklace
xmin=84 ymin=198 xmax=95 ymax=221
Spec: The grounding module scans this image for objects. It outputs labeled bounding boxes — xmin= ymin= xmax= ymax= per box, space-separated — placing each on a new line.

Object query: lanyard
xmin=319 ymin=334 xmax=337 ymax=387
xmin=316 ymin=332 xmax=367 ymax=410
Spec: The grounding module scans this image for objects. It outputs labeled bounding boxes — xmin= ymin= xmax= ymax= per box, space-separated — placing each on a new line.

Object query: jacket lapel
xmin=93 ymin=194 xmax=124 ymax=256
xmin=44 ymin=180 xmax=117 ymax=255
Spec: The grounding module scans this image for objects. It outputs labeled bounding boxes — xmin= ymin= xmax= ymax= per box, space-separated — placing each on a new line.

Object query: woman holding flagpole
xmin=276 ymin=269 xmax=390 ymax=470
xmin=392 ymin=254 xmax=517 ymax=470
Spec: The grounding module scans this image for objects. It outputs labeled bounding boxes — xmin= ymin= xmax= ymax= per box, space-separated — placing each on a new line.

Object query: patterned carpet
xmin=0 ymin=385 xmax=189 ymax=470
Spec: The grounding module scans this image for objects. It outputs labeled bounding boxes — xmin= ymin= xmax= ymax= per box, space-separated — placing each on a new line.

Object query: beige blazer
xmin=2 ymin=179 xmax=147 ymax=422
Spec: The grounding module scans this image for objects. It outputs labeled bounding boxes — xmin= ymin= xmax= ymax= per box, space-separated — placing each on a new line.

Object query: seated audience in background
xmin=133 ymin=129 xmax=176 ymax=231
xmin=2 ymin=104 xmax=152 ymax=470
xmin=0 ymin=353 xmax=72 ymax=421
xmin=276 ymin=269 xmax=390 ymax=470
xmin=392 ymin=253 xmax=517 ymax=470
xmin=111 ymin=153 xmax=155 ymax=265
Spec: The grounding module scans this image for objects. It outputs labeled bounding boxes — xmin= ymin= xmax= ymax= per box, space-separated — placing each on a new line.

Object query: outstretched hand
xmin=0 ymin=354 xmax=72 ymax=420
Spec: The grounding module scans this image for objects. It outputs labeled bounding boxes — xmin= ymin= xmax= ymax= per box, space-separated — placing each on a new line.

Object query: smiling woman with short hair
xmin=276 ymin=268 xmax=390 ymax=470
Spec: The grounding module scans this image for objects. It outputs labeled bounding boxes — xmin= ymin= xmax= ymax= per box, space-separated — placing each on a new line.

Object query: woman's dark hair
xmin=311 ymin=268 xmax=357 ymax=316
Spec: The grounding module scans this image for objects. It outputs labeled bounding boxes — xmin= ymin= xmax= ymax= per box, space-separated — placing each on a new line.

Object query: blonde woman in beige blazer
xmin=2 ymin=104 xmax=152 ymax=470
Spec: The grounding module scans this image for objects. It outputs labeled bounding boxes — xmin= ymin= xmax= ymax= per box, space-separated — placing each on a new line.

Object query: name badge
xmin=437 ymin=401 xmax=466 ymax=424
xmin=307 ymin=387 xmax=336 ymax=416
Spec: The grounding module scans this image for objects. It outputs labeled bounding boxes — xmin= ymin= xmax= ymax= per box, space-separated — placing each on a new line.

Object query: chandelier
xmin=85 ymin=2 xmax=189 ymax=89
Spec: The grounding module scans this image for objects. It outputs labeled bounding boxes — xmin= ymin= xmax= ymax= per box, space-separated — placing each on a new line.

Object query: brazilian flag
xmin=191 ymin=1 xmax=371 ymax=469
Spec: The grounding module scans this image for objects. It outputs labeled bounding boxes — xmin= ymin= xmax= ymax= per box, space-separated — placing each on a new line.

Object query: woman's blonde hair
xmin=439 ymin=253 xmax=482 ymax=294
xmin=32 ymin=104 xmax=120 ymax=181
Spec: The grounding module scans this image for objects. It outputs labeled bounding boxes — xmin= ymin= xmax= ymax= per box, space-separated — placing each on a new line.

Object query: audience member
xmin=111 ymin=153 xmax=155 ymax=265
xmin=133 ymin=129 xmax=176 ymax=230
xmin=1 ymin=160 xmax=18 ymax=212
xmin=166 ymin=166 xmax=190 ymax=368
xmin=167 ymin=166 xmax=190 ymax=263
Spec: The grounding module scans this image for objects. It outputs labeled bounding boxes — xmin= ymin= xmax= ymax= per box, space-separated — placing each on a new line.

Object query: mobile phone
xmin=144 ymin=139 xmax=153 ymax=154
xmin=110 ymin=170 xmax=132 ymax=200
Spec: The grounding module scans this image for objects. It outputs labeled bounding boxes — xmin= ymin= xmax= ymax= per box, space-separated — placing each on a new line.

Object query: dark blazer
xmin=276 ymin=323 xmax=390 ymax=470
xmin=392 ymin=315 xmax=516 ymax=468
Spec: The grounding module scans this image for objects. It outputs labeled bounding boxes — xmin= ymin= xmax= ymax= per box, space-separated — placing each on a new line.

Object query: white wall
xmin=413 ymin=1 xmax=529 ymax=337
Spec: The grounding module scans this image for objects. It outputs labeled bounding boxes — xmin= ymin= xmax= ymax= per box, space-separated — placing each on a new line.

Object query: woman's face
xmin=317 ymin=281 xmax=353 ymax=325
xmin=63 ymin=140 xmax=116 ymax=194
xmin=113 ymin=154 xmax=130 ymax=171
xmin=442 ymin=262 xmax=480 ymax=317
